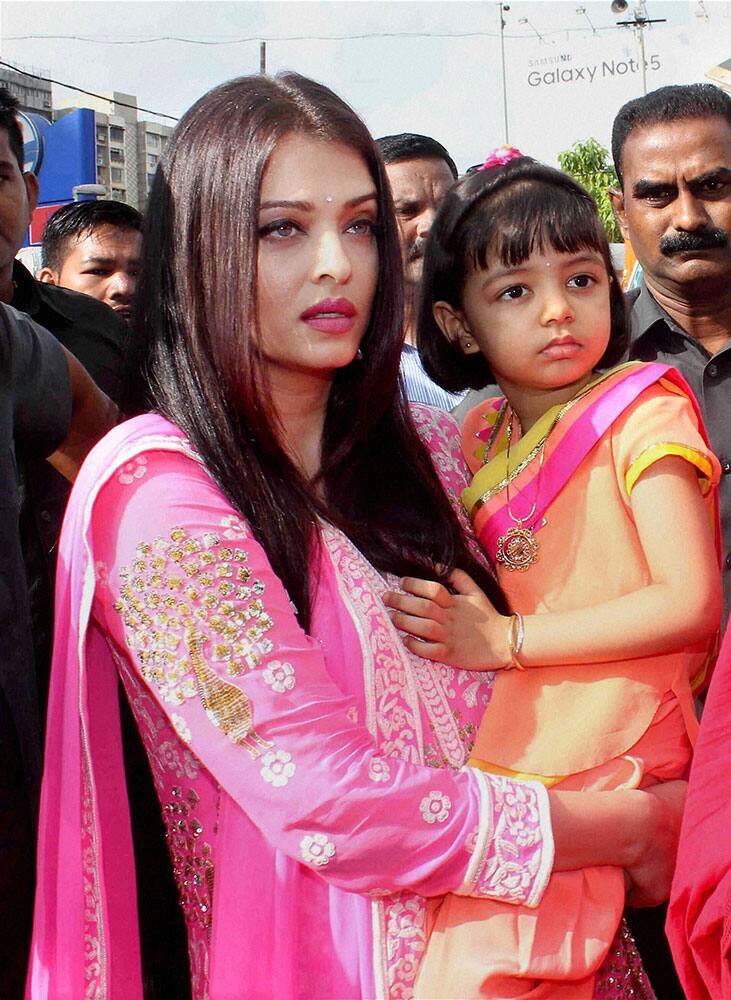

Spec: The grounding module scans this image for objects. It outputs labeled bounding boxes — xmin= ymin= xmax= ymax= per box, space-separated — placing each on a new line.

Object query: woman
xmin=29 ymin=73 xmax=682 ymax=1000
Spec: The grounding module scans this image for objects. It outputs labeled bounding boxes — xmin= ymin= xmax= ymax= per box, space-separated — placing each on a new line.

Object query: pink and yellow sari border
xmin=463 ymin=363 xmax=711 ymax=559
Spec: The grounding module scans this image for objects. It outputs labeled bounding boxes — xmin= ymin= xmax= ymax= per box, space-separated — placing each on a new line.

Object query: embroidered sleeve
xmin=611 ymin=383 xmax=720 ymax=500
xmin=92 ymin=446 xmax=552 ymax=905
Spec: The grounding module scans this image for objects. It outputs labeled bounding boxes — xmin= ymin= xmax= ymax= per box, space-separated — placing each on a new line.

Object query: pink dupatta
xmin=27 ymin=418 xmax=172 ymax=998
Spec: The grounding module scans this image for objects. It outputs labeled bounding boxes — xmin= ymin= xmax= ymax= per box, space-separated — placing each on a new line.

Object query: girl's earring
xmin=464 ymin=339 xmax=473 ymax=351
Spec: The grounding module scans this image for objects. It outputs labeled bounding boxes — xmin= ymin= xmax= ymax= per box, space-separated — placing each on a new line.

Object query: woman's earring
xmin=356 ymin=348 xmax=364 ymax=361
xmin=464 ymin=339 xmax=473 ymax=351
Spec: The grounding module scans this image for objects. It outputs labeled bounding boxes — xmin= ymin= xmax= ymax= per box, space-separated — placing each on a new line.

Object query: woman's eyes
xmin=259 ymin=219 xmax=301 ymax=239
xmin=259 ymin=217 xmax=378 ymax=240
xmin=346 ymin=218 xmax=377 ymax=237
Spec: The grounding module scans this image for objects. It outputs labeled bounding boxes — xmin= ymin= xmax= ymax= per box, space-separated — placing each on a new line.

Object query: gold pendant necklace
xmin=496 ymin=408 xmax=545 ymax=572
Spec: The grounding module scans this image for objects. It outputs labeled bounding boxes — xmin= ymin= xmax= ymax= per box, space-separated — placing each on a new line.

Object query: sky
xmin=2 ymin=1 xmax=730 ymax=170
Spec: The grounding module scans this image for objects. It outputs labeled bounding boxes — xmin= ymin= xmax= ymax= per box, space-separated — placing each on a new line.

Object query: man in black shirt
xmin=610 ymin=83 xmax=731 ymax=618
xmin=0 ymin=301 xmax=115 ymax=997
xmin=0 ymin=89 xmax=128 ymax=711
xmin=610 ymin=82 xmax=731 ymax=1000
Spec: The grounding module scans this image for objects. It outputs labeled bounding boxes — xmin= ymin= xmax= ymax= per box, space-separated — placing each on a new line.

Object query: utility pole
xmin=498 ymin=3 xmax=510 ymax=144
xmin=259 ymin=41 xmax=267 ymax=75
xmin=616 ymin=3 xmax=666 ymax=95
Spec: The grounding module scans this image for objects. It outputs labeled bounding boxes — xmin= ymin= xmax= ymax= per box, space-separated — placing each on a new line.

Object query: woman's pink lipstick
xmin=301 ymin=298 xmax=357 ymax=333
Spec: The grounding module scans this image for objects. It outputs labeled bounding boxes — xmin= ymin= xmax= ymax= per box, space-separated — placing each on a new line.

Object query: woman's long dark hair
xmin=126 ymin=72 xmax=507 ymax=628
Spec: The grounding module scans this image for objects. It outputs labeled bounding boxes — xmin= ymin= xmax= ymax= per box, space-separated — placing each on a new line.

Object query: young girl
xmin=385 ymin=156 xmax=722 ymax=998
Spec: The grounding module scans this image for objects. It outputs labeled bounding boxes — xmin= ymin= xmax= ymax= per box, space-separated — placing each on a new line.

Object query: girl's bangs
xmin=463 ymin=181 xmax=607 ymax=275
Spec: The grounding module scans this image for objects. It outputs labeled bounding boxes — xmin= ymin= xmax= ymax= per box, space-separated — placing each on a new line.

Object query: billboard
xmin=21 ymin=108 xmax=97 ymax=247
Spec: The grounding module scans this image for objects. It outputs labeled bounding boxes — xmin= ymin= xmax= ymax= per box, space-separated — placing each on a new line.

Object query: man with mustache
xmin=611 ymin=84 xmax=731 ymax=616
xmin=377 ymin=133 xmax=463 ymax=409
xmin=610 ymin=82 xmax=731 ymax=1000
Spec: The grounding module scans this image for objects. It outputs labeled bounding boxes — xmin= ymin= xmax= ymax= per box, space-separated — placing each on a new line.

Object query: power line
xmin=0 ymin=58 xmax=177 ymax=121
xmin=5 ymin=25 xmax=628 ymax=45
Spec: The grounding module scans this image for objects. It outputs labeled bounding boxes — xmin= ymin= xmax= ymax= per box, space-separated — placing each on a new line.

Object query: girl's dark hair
xmin=418 ymin=157 xmax=628 ymax=392
xmin=125 ymin=72 xmax=508 ymax=628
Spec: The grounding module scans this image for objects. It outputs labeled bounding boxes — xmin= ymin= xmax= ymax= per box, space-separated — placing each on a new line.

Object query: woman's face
xmin=256 ymin=133 xmax=379 ymax=384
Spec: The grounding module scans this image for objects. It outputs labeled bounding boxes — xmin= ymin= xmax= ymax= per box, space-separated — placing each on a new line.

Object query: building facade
xmin=0 ymin=65 xmax=53 ymax=120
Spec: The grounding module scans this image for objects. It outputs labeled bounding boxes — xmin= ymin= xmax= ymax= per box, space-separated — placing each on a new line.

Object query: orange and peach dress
xmin=415 ymin=362 xmax=721 ymax=999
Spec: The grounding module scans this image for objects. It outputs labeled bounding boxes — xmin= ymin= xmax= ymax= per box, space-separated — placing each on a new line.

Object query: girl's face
xmin=435 ymin=246 xmax=612 ymax=401
xmin=256 ymin=133 xmax=379 ymax=386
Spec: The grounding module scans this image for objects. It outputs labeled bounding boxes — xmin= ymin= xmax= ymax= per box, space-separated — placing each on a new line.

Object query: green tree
xmin=558 ymin=138 xmax=622 ymax=243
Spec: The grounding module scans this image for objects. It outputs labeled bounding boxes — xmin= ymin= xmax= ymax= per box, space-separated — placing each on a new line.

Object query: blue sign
xmin=17 ymin=110 xmax=47 ymax=175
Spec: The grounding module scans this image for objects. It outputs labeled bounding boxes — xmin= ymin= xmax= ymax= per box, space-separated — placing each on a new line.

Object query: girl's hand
xmin=383 ymin=569 xmax=511 ymax=670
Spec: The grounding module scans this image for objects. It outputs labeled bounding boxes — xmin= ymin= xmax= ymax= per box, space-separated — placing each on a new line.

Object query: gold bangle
xmin=507 ymin=613 xmax=526 ymax=671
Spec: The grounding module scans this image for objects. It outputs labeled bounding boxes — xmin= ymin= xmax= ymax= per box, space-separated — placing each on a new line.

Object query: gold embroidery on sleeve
xmin=113 ymin=526 xmax=276 ymax=750
xmin=185 ymin=626 xmax=272 ymax=759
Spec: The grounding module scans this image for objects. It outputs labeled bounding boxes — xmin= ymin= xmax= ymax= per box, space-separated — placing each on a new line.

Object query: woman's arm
xmin=93 ymin=447 xmax=552 ymax=907
xmin=385 ymin=456 xmax=720 ymax=669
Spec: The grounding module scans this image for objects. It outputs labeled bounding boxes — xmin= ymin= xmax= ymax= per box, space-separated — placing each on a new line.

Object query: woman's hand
xmin=550 ymin=781 xmax=687 ymax=907
xmin=382 ymin=569 xmax=511 ymax=670
xmin=624 ymin=780 xmax=687 ymax=907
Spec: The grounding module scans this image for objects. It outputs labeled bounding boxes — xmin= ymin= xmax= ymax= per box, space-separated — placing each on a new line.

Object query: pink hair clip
xmin=478 ymin=146 xmax=524 ymax=171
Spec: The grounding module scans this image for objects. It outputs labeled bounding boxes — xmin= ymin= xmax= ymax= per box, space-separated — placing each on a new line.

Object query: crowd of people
xmin=1 ymin=71 xmax=731 ymax=1000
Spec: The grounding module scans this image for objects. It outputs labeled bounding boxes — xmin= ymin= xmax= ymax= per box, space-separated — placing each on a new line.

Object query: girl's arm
xmin=384 ymin=455 xmax=721 ymax=669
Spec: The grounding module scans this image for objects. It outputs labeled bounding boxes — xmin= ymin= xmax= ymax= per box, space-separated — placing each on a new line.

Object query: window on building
xmin=147 ymin=173 xmax=156 ymax=191
xmin=147 ymin=154 xmax=158 ymax=170
xmin=110 ymin=167 xmax=123 ymax=183
xmin=96 ymin=127 xmax=107 ymax=143
xmin=109 ymin=126 xmax=124 ymax=143
xmin=111 ymin=188 xmax=126 ymax=201
xmin=147 ymin=133 xmax=161 ymax=150
xmin=110 ymin=148 xmax=125 ymax=163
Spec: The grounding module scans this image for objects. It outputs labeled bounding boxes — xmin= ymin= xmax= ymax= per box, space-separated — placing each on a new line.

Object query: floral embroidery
xmin=219 ymin=514 xmax=249 ymax=539
xmin=368 ymin=757 xmax=391 ymax=783
xmin=420 ymin=790 xmax=452 ymax=824
xmin=387 ymin=898 xmax=426 ymax=940
xmin=113 ymin=526 xmax=275 ymax=756
xmin=262 ymin=660 xmax=295 ymax=693
xmin=171 ymin=712 xmax=192 ymax=744
xmin=117 ymin=455 xmax=148 ymax=485
xmin=502 ymin=781 xmax=542 ymax=848
xmin=380 ymin=892 xmax=429 ymax=999
xmin=154 ymin=740 xmax=199 ymax=780
xmin=260 ymin=749 xmax=295 ymax=788
xmin=467 ymin=774 xmax=549 ymax=907
xmin=299 ymin=833 xmax=335 ymax=868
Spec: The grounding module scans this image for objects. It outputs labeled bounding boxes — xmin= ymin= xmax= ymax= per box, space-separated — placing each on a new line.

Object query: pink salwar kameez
xmin=28 ymin=407 xmax=555 ymax=1000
